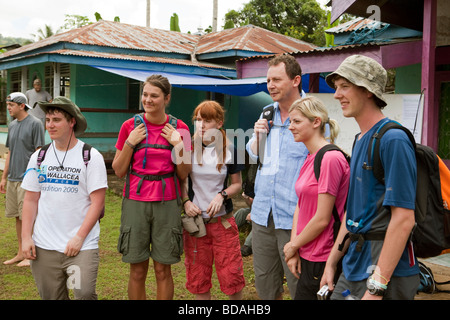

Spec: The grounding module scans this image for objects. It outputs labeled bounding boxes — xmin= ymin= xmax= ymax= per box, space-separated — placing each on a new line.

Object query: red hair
xmin=192 ymin=100 xmax=228 ymax=172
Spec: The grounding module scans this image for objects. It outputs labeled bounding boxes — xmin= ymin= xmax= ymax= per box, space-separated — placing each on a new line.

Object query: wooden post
xmin=421 ymin=0 xmax=437 ymax=150
xmin=308 ymin=73 xmax=320 ymax=93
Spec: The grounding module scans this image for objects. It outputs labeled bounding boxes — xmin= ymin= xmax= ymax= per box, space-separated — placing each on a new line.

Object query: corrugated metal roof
xmin=237 ymin=39 xmax=417 ymax=63
xmin=45 ymin=49 xmax=234 ymax=70
xmin=325 ymin=17 xmax=390 ymax=34
xmin=0 ymin=20 xmax=198 ymax=59
xmin=0 ymin=20 xmax=316 ymax=62
xmin=197 ymin=25 xmax=316 ymax=54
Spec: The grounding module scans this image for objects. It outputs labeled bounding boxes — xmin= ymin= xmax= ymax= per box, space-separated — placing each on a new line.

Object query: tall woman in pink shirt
xmin=283 ymin=96 xmax=350 ymax=300
xmin=112 ymin=75 xmax=191 ymax=300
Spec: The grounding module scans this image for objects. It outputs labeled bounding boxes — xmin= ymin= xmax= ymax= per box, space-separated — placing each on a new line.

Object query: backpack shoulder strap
xmin=82 ymin=143 xmax=92 ymax=166
xmin=134 ymin=113 xmax=145 ymax=127
xmin=369 ymin=120 xmax=416 ymax=184
xmin=37 ymin=143 xmax=52 ymax=167
xmin=313 ymin=144 xmax=350 ymax=229
xmin=168 ymin=114 xmax=178 ymax=129
xmin=314 ymin=144 xmax=350 ymax=181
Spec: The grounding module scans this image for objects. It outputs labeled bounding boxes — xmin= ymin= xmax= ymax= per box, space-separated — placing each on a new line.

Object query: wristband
xmin=367 ymin=276 xmax=387 ymax=297
xmin=374 ymin=271 xmax=389 ymax=285
xmin=125 ymin=140 xmax=136 ymax=149
xmin=182 ymin=197 xmax=190 ymax=205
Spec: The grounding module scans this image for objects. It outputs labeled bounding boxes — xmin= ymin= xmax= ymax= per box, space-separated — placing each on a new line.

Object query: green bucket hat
xmin=38 ymin=96 xmax=87 ymax=136
xmin=326 ymin=55 xmax=387 ymax=107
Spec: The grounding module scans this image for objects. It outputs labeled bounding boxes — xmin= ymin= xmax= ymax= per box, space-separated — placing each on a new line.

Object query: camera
xmin=317 ymin=285 xmax=331 ymax=300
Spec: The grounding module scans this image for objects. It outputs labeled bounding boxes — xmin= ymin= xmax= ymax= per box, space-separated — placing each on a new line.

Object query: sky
xmin=0 ymin=0 xmax=329 ymax=40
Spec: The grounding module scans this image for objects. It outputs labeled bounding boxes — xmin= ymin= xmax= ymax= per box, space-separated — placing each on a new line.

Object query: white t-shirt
xmin=190 ymin=144 xmax=243 ymax=219
xmin=21 ymin=140 xmax=108 ymax=253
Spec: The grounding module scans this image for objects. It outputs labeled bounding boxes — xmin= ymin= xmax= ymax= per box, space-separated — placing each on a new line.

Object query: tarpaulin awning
xmin=92 ymin=65 xmax=268 ymax=96
xmin=92 ymin=65 xmax=334 ymax=96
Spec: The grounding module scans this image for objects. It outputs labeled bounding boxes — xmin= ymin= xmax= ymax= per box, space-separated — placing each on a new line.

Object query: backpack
xmin=417 ymin=261 xmax=450 ymax=294
xmin=133 ymin=113 xmax=178 ymax=169
xmin=37 ymin=142 xmax=105 ymax=220
xmin=365 ymin=119 xmax=450 ymax=258
xmin=125 ymin=113 xmax=180 ymax=203
xmin=314 ymin=144 xmax=351 ymax=241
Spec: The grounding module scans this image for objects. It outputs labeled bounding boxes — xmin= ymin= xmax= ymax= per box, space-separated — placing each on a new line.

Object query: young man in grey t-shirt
xmin=1 ymin=92 xmax=44 ymax=267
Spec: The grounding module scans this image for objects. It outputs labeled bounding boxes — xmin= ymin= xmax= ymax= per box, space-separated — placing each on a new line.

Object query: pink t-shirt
xmin=294 ymin=149 xmax=350 ymax=262
xmin=116 ymin=114 xmax=191 ymax=202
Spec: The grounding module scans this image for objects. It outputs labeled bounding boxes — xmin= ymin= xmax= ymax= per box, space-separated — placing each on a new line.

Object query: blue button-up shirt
xmin=246 ymin=102 xmax=308 ymax=230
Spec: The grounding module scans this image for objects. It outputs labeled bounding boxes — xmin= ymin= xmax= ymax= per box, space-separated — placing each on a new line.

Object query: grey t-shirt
xmin=6 ymin=114 xmax=45 ymax=181
xmin=26 ymin=89 xmax=52 ymax=124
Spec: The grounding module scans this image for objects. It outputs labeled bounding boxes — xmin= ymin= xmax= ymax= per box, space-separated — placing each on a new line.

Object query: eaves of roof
xmin=237 ymin=38 xmax=421 ymax=63
xmin=0 ymin=48 xmax=236 ymax=77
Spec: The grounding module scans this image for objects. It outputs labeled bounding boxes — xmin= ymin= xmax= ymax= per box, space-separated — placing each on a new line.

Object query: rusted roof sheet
xmin=325 ymin=17 xmax=390 ymax=34
xmin=45 ymin=49 xmax=234 ymax=70
xmin=1 ymin=21 xmax=316 ymax=60
xmin=197 ymin=25 xmax=316 ymax=54
xmin=237 ymin=38 xmax=418 ymax=63
xmin=0 ymin=20 xmax=199 ymax=59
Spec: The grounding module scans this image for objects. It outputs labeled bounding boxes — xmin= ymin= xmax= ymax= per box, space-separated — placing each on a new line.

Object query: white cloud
xmin=0 ymin=0 xmax=250 ymax=39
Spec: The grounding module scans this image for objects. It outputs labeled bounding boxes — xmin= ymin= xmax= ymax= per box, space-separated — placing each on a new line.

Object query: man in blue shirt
xmin=321 ymin=55 xmax=419 ymax=300
xmin=246 ymin=54 xmax=308 ymax=299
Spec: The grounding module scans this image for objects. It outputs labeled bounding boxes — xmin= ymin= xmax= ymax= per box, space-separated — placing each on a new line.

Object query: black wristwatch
xmin=219 ymin=190 xmax=228 ymax=200
xmin=366 ymin=276 xmax=386 ymax=297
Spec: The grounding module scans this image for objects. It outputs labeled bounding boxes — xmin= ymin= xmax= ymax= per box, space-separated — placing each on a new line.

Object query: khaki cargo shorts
xmin=5 ymin=181 xmax=26 ymax=219
xmin=117 ymin=198 xmax=183 ymax=265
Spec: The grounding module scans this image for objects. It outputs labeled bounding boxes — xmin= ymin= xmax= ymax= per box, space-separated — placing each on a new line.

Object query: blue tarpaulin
xmin=93 ymin=65 xmax=334 ymax=96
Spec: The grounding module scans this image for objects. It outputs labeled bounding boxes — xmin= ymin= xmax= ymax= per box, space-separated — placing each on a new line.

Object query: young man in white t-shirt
xmin=21 ymin=97 xmax=108 ymax=300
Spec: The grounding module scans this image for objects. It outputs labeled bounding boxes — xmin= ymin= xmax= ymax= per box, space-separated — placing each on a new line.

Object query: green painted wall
xmin=395 ymin=64 xmax=422 ymax=94
xmin=1 ymin=64 xmax=251 ymax=160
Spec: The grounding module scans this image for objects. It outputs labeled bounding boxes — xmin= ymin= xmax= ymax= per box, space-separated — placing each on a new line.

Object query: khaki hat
xmin=38 ymin=96 xmax=87 ymax=136
xmin=326 ymin=55 xmax=387 ymax=107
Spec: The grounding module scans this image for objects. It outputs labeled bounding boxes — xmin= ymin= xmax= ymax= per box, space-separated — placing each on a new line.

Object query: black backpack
xmin=364 ymin=120 xmax=450 ymax=258
xmin=417 ymin=261 xmax=450 ymax=294
xmin=37 ymin=142 xmax=105 ymax=220
xmin=314 ymin=144 xmax=350 ymax=241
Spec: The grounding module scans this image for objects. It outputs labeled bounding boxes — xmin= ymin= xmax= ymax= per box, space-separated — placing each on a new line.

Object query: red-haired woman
xmin=181 ymin=100 xmax=245 ymax=300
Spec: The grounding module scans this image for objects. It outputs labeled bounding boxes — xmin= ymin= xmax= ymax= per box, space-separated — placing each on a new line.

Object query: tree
xmin=170 ymin=13 xmax=181 ymax=32
xmin=61 ymin=14 xmax=93 ymax=32
xmin=224 ymin=0 xmax=327 ymax=46
xmin=31 ymin=24 xmax=61 ymax=41
xmin=94 ymin=12 xmax=120 ymax=22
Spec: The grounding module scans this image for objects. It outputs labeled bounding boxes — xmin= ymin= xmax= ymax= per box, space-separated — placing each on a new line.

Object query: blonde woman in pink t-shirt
xmin=283 ymin=96 xmax=350 ymax=300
